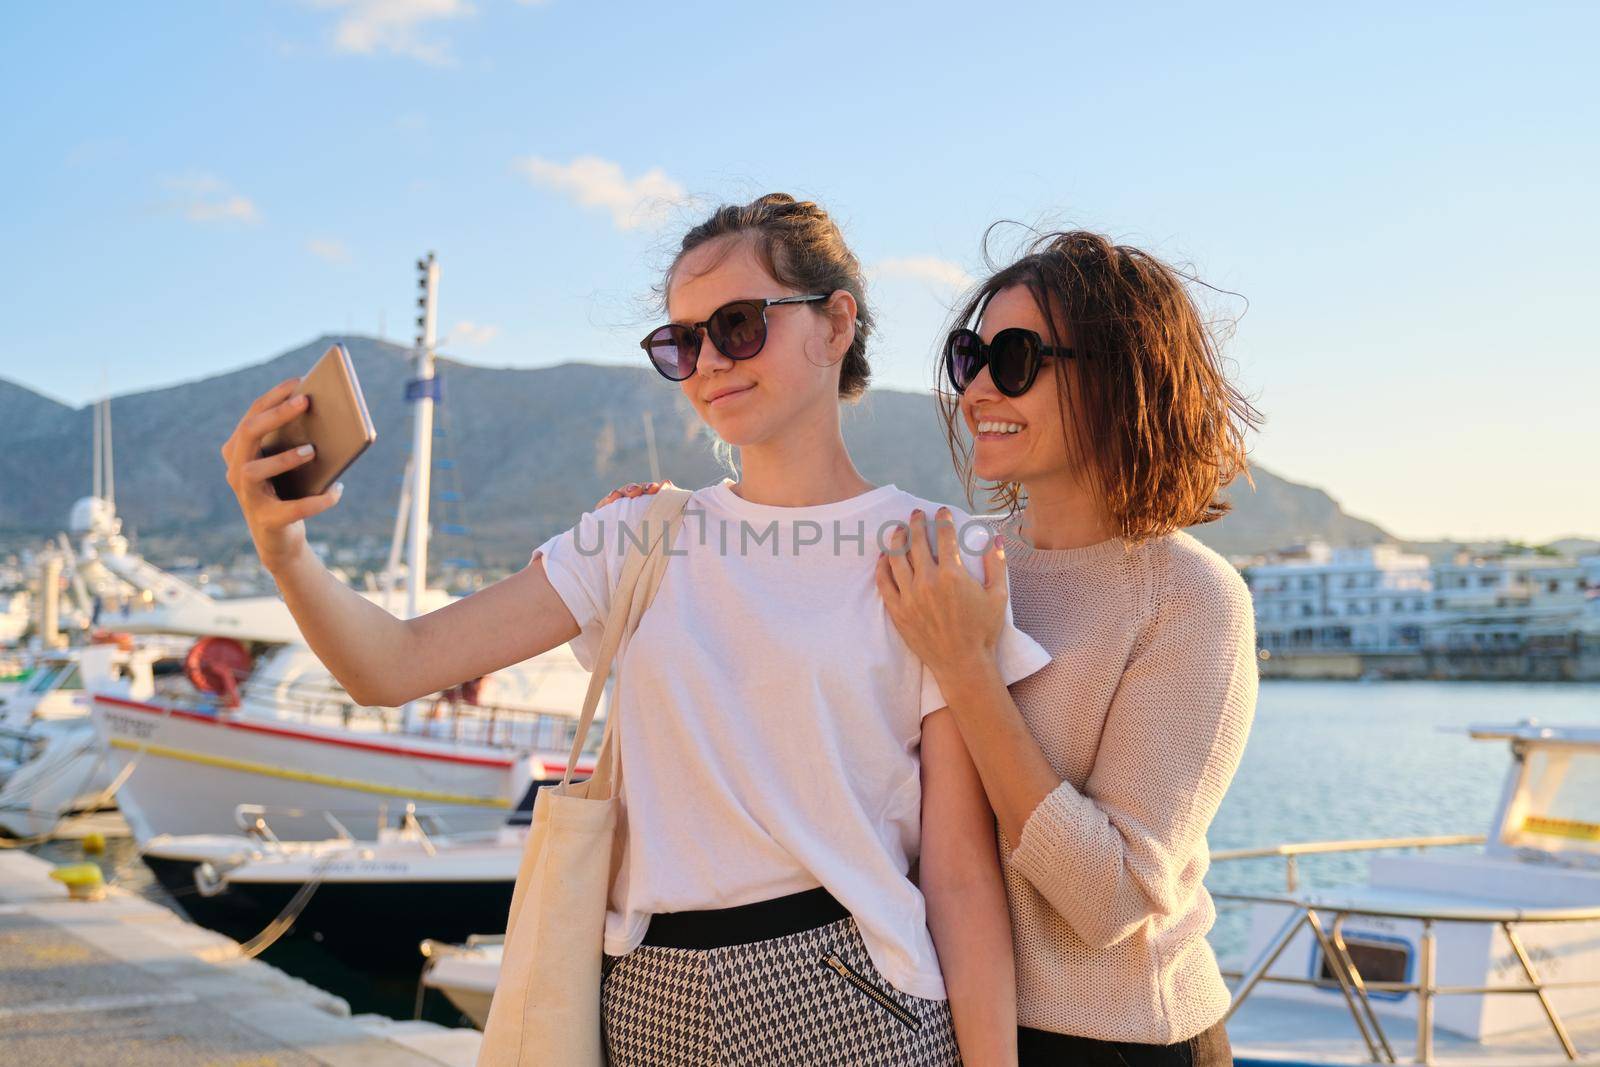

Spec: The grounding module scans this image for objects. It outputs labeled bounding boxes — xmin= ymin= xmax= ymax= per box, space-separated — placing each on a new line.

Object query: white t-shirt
xmin=532 ymin=478 xmax=1051 ymax=999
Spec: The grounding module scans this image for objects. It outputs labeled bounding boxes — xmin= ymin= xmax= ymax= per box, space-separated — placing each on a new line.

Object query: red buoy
xmin=184 ymin=637 xmax=253 ymax=707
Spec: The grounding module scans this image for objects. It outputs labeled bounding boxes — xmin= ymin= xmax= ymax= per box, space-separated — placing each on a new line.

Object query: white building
xmin=1427 ymin=554 xmax=1591 ymax=660
xmin=1244 ymin=542 xmax=1433 ymax=655
xmin=1245 ymin=544 xmax=1600 ymax=678
xmin=1584 ymin=556 xmax=1600 ymax=633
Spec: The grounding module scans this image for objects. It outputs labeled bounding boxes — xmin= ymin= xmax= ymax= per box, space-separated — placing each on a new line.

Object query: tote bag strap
xmin=555 ymin=486 xmax=692 ymax=794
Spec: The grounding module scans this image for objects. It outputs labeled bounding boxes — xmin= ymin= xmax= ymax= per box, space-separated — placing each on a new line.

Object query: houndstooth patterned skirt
xmin=600 ymin=915 xmax=962 ymax=1066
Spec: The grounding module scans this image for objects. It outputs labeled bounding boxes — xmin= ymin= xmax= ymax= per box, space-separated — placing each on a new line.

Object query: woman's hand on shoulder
xmin=592 ymin=479 xmax=674 ymax=511
xmin=876 ymin=507 xmax=1009 ymax=674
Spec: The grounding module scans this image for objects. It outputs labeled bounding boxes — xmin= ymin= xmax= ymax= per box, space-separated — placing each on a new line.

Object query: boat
xmin=420 ymin=937 xmax=502 ymax=1028
xmin=0 ymin=590 xmax=30 ymax=645
xmin=138 ymin=788 xmax=532 ymax=970
xmin=92 ymin=634 xmax=602 ymax=842
xmin=0 ymin=639 xmax=185 ymax=838
xmin=1219 ymin=720 xmax=1600 ymax=1065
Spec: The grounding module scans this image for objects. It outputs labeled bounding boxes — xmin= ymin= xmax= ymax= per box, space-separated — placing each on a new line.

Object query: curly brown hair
xmin=664 ymin=192 xmax=874 ymax=401
xmin=939 ymin=230 xmax=1260 ymax=541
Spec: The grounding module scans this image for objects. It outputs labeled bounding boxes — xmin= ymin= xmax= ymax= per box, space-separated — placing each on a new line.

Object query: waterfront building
xmin=1244 ymin=542 xmax=1433 ymax=658
xmin=1243 ymin=544 xmax=1600 ymax=680
xmin=1426 ymin=554 xmax=1591 ymax=677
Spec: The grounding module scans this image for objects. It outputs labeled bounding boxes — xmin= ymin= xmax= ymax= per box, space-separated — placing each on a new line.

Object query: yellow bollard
xmin=82 ymin=830 xmax=107 ymax=855
xmin=50 ymin=863 xmax=107 ymax=902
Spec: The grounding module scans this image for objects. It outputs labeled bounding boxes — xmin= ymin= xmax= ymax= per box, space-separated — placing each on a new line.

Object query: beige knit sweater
xmin=988 ymin=514 xmax=1258 ymax=1044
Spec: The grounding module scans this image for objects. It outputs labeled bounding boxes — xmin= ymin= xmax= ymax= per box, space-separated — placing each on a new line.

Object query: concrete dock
xmin=0 ymin=850 xmax=482 ymax=1066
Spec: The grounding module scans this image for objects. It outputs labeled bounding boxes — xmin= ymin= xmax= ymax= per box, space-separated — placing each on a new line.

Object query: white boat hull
xmin=0 ymin=722 xmax=117 ymax=837
xmin=424 ymin=944 xmax=502 ymax=1029
xmin=93 ymin=694 xmax=537 ymax=842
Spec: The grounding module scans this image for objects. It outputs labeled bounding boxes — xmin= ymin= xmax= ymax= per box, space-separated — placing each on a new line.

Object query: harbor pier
xmin=0 ymin=850 xmax=481 ymax=1066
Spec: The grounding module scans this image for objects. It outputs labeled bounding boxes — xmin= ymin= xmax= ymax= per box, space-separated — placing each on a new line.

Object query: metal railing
xmin=151 ymin=671 xmax=603 ymax=758
xmin=1211 ymin=833 xmax=1486 ymax=893
xmin=272 ymin=676 xmax=598 ymax=753
xmin=233 ymin=800 xmax=451 ymax=846
xmin=1211 ymin=833 xmax=1599 ymax=1064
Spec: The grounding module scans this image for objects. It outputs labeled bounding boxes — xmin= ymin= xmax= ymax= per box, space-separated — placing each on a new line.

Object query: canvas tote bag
xmin=478 ymin=486 xmax=692 ymax=1066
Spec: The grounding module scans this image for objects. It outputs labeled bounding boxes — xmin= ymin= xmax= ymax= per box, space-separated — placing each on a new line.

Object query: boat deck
xmin=0 ymin=850 xmax=481 ymax=1065
xmin=1230 ymin=995 xmax=1600 ymax=1065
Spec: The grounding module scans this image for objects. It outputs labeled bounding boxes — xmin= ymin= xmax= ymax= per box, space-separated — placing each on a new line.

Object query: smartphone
xmin=258 ymin=343 xmax=377 ymax=500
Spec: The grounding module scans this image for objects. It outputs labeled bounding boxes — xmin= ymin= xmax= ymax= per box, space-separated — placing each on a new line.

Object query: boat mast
xmin=92 ymin=396 xmax=102 ymax=501
xmin=103 ymin=394 xmax=114 ymax=509
xmin=382 ymin=456 xmax=413 ymax=615
xmin=407 ymin=252 xmax=440 ymax=621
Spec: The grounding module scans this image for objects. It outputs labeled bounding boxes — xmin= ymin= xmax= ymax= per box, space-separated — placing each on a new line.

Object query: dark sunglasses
xmin=943 ymin=327 xmax=1074 ymax=397
xmin=640 ymin=294 xmax=829 ymax=381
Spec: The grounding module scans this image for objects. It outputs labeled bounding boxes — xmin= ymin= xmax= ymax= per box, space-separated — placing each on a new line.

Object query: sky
xmin=3 ymin=2 xmax=1595 ymax=543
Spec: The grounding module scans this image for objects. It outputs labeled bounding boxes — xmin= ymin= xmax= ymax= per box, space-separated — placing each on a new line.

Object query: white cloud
xmin=514 ymin=155 xmax=686 ymax=231
xmin=307 ymin=237 xmax=351 ymax=264
xmin=309 ymin=0 xmax=475 ymax=65
xmin=160 ymin=174 xmax=262 ymax=226
xmin=872 ymin=257 xmax=973 ymax=293
xmin=451 ymin=320 xmax=500 ymax=345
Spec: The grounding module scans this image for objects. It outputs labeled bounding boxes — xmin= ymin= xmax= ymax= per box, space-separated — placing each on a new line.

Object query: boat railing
xmin=396 ymin=803 xmax=438 ymax=857
xmin=145 ymin=670 xmax=601 ymax=756
xmin=243 ymin=675 xmax=598 ymax=754
xmin=1210 ymin=834 xmax=1597 ymax=1065
xmin=1211 ymin=833 xmax=1487 ymax=893
xmin=233 ymin=800 xmax=451 ymax=845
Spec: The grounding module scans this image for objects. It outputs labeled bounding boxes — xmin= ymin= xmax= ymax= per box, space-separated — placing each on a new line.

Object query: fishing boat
xmin=1219 ymin=721 xmax=1600 ymax=1065
xmin=93 ymin=633 xmax=600 ymax=842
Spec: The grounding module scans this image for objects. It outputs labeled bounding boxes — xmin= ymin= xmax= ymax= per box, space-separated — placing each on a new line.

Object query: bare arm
xmin=934 ymin=660 xmax=1059 ymax=853
xmin=270 ymin=550 xmax=579 ymax=707
xmin=920 ymin=708 xmax=1017 ymax=1067
xmin=222 ymin=378 xmax=580 ymax=707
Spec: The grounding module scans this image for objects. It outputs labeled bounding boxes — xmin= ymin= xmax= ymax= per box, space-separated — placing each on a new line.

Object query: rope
xmin=228 ymin=856 xmax=332 ymax=960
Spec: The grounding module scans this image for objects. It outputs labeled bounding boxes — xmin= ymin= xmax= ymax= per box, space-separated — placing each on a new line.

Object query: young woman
xmin=220 ymin=193 xmax=1051 ymax=1065
xmin=876 ymin=231 xmax=1260 ymax=1066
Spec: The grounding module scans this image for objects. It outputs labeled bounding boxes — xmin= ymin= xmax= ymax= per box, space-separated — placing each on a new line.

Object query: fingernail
xmin=331 ymin=482 xmax=344 ymax=497
xmin=297 ymin=444 xmax=314 ymax=456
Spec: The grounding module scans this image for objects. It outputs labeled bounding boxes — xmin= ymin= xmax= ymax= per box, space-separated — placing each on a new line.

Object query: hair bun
xmin=754 ymin=192 xmax=824 ymax=220
xmin=667 ymin=192 xmax=874 ymax=400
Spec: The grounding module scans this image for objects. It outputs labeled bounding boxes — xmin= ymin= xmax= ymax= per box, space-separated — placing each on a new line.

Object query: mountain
xmin=1 ymin=335 xmax=1391 ymax=566
xmin=1547 ymin=538 xmax=1600 ymax=558
xmin=1207 ymin=466 xmax=1390 ymax=558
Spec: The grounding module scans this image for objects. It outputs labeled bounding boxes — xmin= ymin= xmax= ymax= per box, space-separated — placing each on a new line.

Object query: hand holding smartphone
xmin=257 ymin=343 xmax=377 ymax=500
